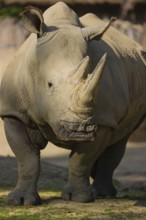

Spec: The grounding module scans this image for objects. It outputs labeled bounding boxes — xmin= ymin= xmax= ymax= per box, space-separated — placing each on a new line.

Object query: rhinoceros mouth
xmin=56 ymin=120 xmax=97 ymax=142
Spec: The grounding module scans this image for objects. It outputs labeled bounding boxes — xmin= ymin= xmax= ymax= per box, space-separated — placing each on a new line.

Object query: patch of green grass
xmin=0 ymin=189 xmax=146 ymax=220
xmin=0 ymin=6 xmax=23 ymax=18
xmin=38 ymin=180 xmax=67 ymax=192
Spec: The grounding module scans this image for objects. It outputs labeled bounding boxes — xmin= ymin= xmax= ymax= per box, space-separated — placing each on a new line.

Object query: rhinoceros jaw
xmin=59 ymin=126 xmax=96 ymax=142
xmin=57 ymin=120 xmax=97 ymax=142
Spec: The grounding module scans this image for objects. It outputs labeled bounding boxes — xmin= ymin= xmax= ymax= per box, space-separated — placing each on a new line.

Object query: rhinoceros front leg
xmin=4 ymin=117 xmax=47 ymax=206
xmin=91 ymin=136 xmax=128 ymax=198
xmin=62 ymin=126 xmax=111 ymax=202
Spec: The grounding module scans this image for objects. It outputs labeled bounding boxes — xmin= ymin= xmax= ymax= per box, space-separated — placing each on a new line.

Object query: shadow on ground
xmin=1 ymin=144 xmax=146 ymax=192
xmin=0 ymin=156 xmax=68 ymax=191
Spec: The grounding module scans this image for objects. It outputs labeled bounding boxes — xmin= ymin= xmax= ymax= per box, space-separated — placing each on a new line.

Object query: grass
xmin=0 ymin=5 xmax=23 ymax=18
xmin=1 ymin=157 xmax=146 ymax=219
xmin=0 ymin=189 xmax=146 ymax=220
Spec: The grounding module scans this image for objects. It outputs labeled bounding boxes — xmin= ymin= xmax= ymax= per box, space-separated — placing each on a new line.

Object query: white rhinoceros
xmin=0 ymin=2 xmax=146 ymax=205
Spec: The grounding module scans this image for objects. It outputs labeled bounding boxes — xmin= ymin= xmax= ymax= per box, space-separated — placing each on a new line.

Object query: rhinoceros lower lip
xmin=59 ymin=129 xmax=96 ymax=141
xmin=60 ymin=120 xmax=97 ymax=132
xmin=57 ymin=121 xmax=97 ymax=141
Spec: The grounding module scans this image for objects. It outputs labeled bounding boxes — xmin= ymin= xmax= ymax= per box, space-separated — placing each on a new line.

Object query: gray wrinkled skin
xmin=0 ymin=2 xmax=146 ymax=205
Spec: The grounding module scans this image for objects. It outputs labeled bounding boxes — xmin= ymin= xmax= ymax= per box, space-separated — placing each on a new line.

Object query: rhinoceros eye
xmin=48 ymin=82 xmax=53 ymax=88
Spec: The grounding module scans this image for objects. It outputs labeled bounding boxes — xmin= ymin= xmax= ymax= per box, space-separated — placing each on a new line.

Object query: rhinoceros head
xmin=21 ymin=3 xmax=115 ymax=142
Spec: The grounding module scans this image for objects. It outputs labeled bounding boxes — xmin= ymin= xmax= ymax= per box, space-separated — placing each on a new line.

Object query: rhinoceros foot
xmin=93 ymin=182 xmax=117 ymax=198
xmin=62 ymin=185 xmax=97 ymax=202
xmin=6 ymin=187 xmax=42 ymax=206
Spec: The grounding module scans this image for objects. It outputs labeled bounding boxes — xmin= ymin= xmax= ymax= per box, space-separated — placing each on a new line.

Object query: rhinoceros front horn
xmin=80 ymin=53 xmax=107 ymax=105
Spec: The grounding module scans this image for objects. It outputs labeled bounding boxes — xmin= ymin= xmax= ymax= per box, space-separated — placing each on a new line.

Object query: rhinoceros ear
xmin=21 ymin=6 xmax=45 ymax=36
xmin=82 ymin=17 xmax=116 ymax=41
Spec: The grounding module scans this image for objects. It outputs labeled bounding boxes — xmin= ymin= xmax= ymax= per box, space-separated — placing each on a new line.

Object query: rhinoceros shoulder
xmin=0 ymin=34 xmax=37 ymax=125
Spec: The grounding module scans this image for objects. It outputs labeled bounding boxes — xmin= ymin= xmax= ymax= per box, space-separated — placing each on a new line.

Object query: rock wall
xmin=0 ymin=18 xmax=28 ymax=80
xmin=0 ymin=18 xmax=28 ymax=49
xmin=114 ymin=20 xmax=146 ymax=48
